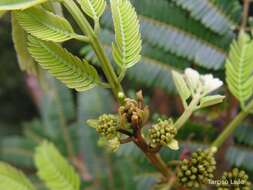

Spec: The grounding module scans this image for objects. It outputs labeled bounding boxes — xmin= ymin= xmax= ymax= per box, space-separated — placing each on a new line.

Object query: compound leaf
xmin=111 ymin=0 xmax=142 ymax=68
xmin=226 ymin=32 xmax=253 ymax=108
xmin=34 ymin=141 xmax=80 ymax=190
xmin=15 ymin=7 xmax=77 ymax=42
xmin=28 ymin=36 xmax=99 ymax=91
xmin=0 ymin=162 xmax=36 ymax=190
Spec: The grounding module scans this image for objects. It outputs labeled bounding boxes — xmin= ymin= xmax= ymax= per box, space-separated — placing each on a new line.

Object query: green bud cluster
xmin=96 ymin=114 xmax=118 ymax=140
xmin=148 ymin=119 xmax=177 ymax=147
xmin=217 ymin=168 xmax=251 ymax=190
xmin=177 ymin=149 xmax=216 ymax=188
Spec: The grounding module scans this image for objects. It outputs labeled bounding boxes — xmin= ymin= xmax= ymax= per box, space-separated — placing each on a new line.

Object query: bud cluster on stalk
xmin=217 ymin=168 xmax=251 ymax=190
xmin=148 ymin=119 xmax=179 ymax=150
xmin=87 ymin=114 xmax=120 ymax=151
xmin=177 ymin=149 xmax=216 ymax=188
xmin=96 ymin=114 xmax=118 ymax=140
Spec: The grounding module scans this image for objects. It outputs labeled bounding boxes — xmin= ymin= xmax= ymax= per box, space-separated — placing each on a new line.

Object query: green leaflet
xmin=0 ymin=0 xmax=47 ymax=10
xmin=11 ymin=13 xmax=38 ymax=75
xmin=111 ymin=0 xmax=142 ymax=68
xmin=15 ymin=7 xmax=77 ymax=42
xmin=28 ymin=36 xmax=99 ymax=91
xmin=79 ymin=0 xmax=106 ymax=21
xmin=172 ymin=70 xmax=191 ymax=108
xmin=34 ymin=141 xmax=80 ymax=190
xmin=42 ymin=1 xmax=64 ymax=16
xmin=0 ymin=162 xmax=36 ymax=190
xmin=199 ymin=95 xmax=225 ymax=108
xmin=225 ymin=32 xmax=253 ymax=109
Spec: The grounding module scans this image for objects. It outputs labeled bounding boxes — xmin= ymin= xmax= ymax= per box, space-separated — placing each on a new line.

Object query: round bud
xmin=97 ymin=114 xmax=118 ymax=140
xmin=177 ymin=149 xmax=216 ymax=188
xmin=217 ymin=168 xmax=251 ymax=190
xmin=148 ymin=119 xmax=177 ymax=148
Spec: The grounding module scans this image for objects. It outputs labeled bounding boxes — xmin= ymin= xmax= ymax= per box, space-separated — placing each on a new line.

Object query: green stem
xmin=174 ymin=96 xmax=200 ymax=129
xmin=212 ymin=100 xmax=253 ymax=148
xmin=63 ymin=0 xmax=123 ymax=98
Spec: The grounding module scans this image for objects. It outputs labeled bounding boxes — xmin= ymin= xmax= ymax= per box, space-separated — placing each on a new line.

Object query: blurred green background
xmin=0 ymin=0 xmax=253 ymax=189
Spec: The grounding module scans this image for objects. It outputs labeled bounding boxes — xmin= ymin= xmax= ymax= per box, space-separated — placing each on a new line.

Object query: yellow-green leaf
xmin=0 ymin=162 xmax=36 ymax=190
xmin=15 ymin=7 xmax=77 ymax=42
xmin=11 ymin=13 xmax=38 ymax=75
xmin=225 ymin=32 xmax=253 ymax=109
xmin=172 ymin=70 xmax=191 ymax=108
xmin=34 ymin=141 xmax=80 ymax=190
xmin=199 ymin=95 xmax=225 ymax=108
xmin=111 ymin=0 xmax=142 ymax=68
xmin=79 ymin=0 xmax=106 ymax=21
xmin=28 ymin=36 xmax=99 ymax=91
xmin=0 ymin=0 xmax=47 ymax=10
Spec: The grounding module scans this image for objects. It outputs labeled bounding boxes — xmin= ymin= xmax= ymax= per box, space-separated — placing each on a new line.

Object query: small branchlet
xmin=217 ymin=168 xmax=251 ymax=190
xmin=177 ymin=149 xmax=216 ymax=188
xmin=148 ymin=119 xmax=178 ymax=150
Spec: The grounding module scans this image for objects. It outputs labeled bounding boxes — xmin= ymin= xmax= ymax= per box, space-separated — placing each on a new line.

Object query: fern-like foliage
xmin=235 ymin=124 xmax=253 ymax=147
xmin=226 ymin=146 xmax=253 ymax=171
xmin=15 ymin=7 xmax=77 ymax=42
xmin=111 ymin=0 xmax=142 ymax=68
xmin=225 ymin=32 xmax=253 ymax=108
xmin=131 ymin=0 xmax=234 ymax=49
xmin=0 ymin=162 xmax=36 ymax=190
xmin=102 ymin=11 xmax=226 ymax=70
xmin=34 ymin=141 xmax=80 ymax=190
xmin=28 ymin=36 xmax=99 ymax=91
xmin=79 ymin=0 xmax=106 ymax=21
xmin=84 ymin=29 xmax=178 ymax=92
xmin=0 ymin=0 xmax=47 ymax=10
xmin=170 ymin=0 xmax=241 ymax=35
xmin=11 ymin=14 xmax=38 ymax=75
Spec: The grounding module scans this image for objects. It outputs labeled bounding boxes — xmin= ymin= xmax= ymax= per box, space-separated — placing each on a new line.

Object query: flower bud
xmin=148 ymin=119 xmax=178 ymax=150
xmin=177 ymin=149 xmax=216 ymax=188
xmin=96 ymin=114 xmax=118 ymax=140
xmin=119 ymin=91 xmax=149 ymax=127
xmin=217 ymin=168 xmax=251 ymax=190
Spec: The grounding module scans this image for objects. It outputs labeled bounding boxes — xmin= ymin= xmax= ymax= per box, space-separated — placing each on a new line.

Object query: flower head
xmin=88 ymin=114 xmax=119 ymax=140
xmin=177 ymin=149 xmax=216 ymax=188
xmin=217 ymin=168 xmax=251 ymax=190
xmin=148 ymin=119 xmax=178 ymax=150
xmin=184 ymin=68 xmax=223 ymax=96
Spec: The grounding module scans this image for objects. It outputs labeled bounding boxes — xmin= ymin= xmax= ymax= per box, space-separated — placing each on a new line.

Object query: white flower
xmin=184 ymin=68 xmax=200 ymax=91
xmin=201 ymin=74 xmax=223 ymax=94
xmin=184 ymin=68 xmax=223 ymax=95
